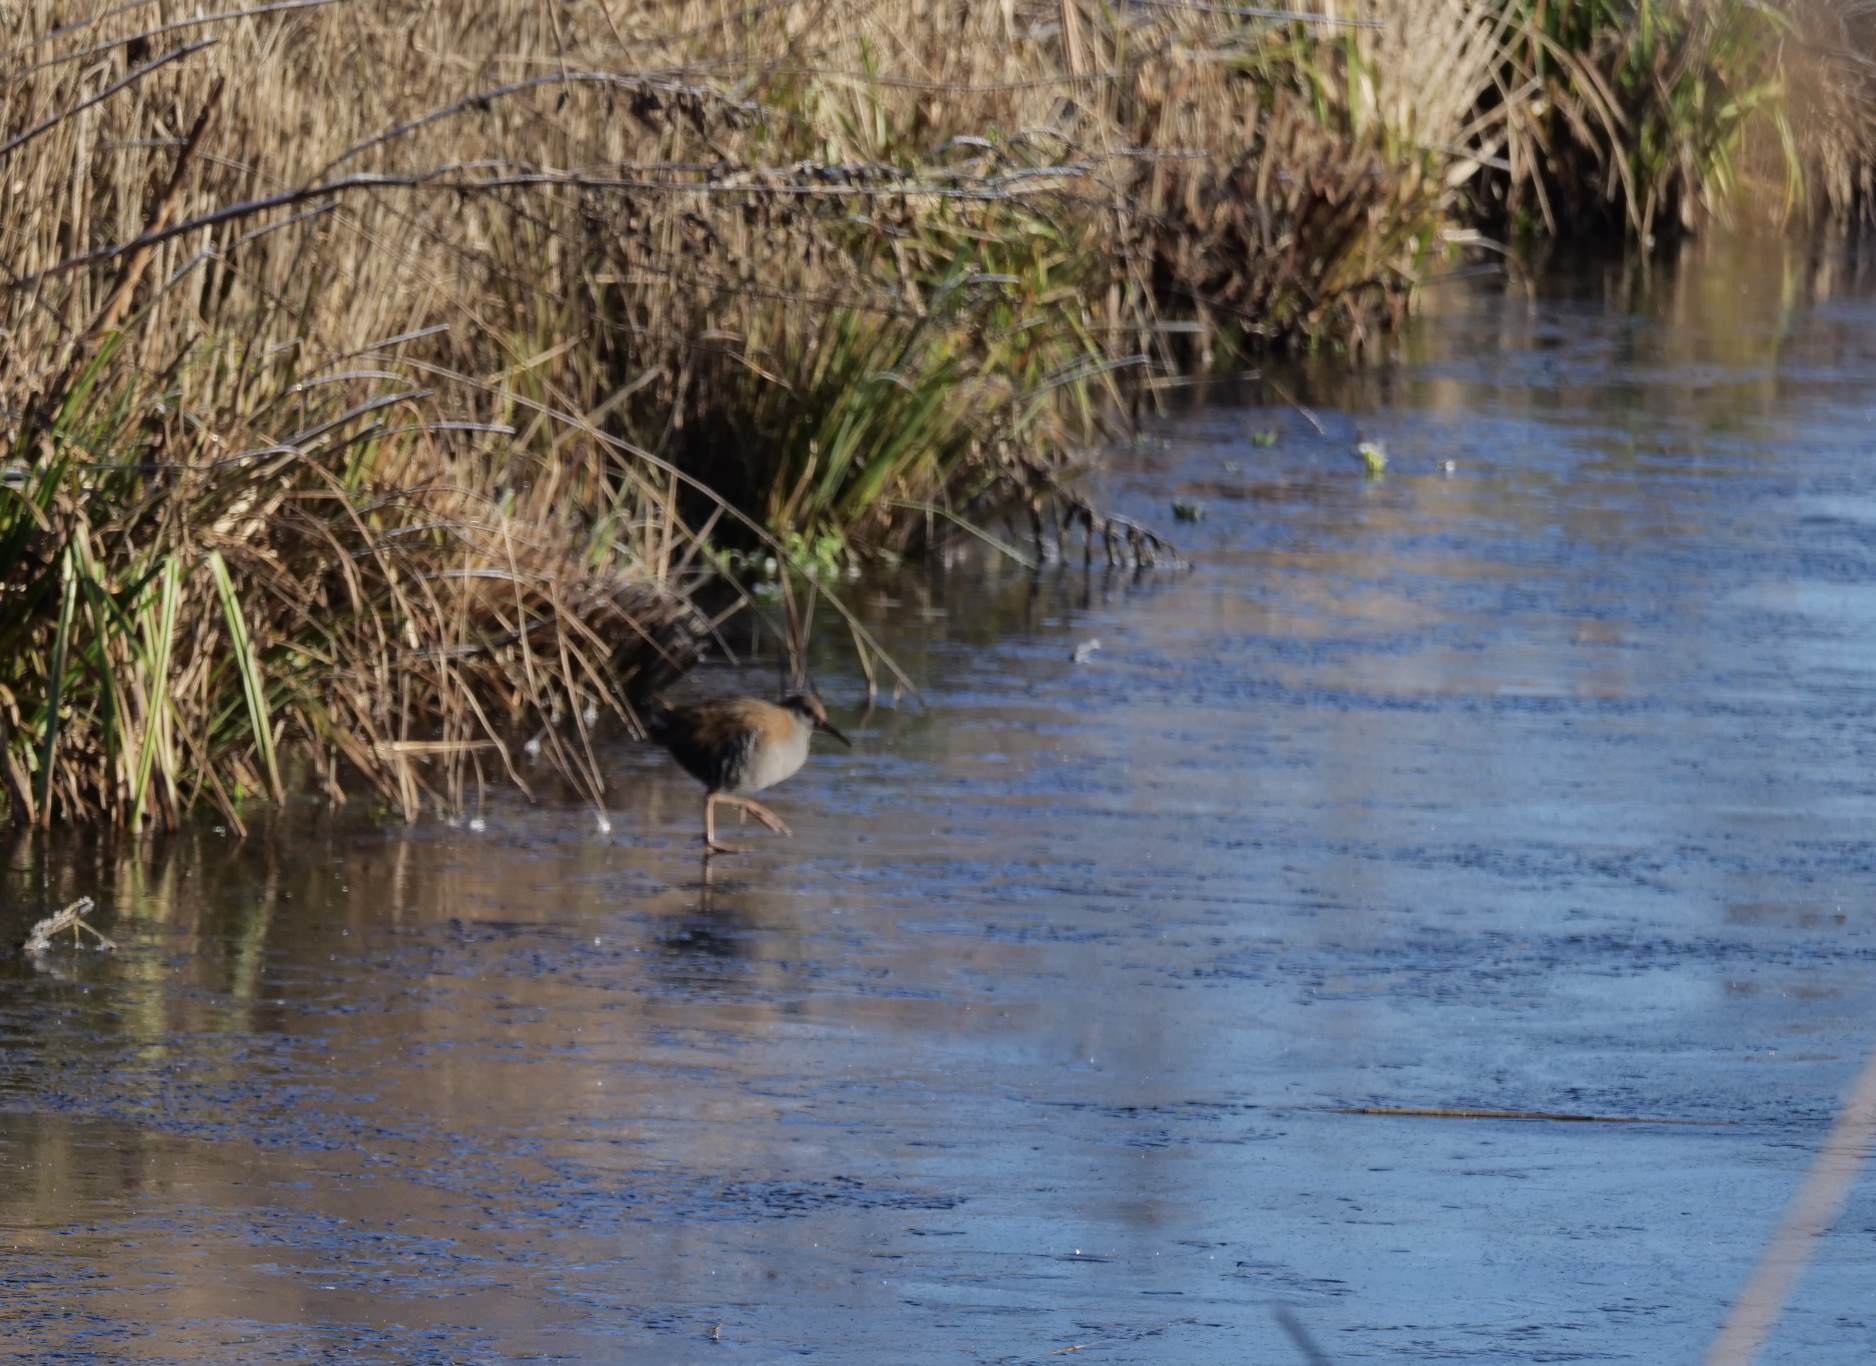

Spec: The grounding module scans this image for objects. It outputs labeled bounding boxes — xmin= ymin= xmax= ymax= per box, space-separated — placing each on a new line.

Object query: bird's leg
xmin=717 ymin=795 xmax=792 ymax=837
xmin=704 ymin=793 xmax=740 ymax=855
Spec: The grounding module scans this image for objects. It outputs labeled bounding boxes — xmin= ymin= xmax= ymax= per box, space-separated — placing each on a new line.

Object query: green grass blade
xmin=131 ymin=558 xmax=183 ymax=832
xmin=70 ymin=532 xmax=133 ymax=820
xmin=36 ymin=548 xmax=78 ymax=826
xmin=207 ymin=550 xmax=284 ymax=804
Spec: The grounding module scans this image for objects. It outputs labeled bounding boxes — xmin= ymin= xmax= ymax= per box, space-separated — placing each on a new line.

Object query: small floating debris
xmin=22 ymin=897 xmax=117 ymax=955
xmin=1356 ymin=441 xmax=1387 ymax=476
xmin=1071 ymin=639 xmax=1102 ymax=664
xmin=1441 ymin=459 xmax=1457 ymax=475
xmin=1172 ymin=499 xmax=1205 ymax=522
xmin=1249 ymin=428 xmax=1279 ymax=447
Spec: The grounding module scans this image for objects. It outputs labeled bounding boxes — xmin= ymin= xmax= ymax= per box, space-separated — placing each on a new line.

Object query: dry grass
xmin=1785 ymin=1 xmax=1876 ymax=221
xmin=2 ymin=0 xmax=1872 ymax=828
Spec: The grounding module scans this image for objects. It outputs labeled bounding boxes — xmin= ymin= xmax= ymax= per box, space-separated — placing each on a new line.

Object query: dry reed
xmin=2 ymin=0 xmax=1872 ymax=828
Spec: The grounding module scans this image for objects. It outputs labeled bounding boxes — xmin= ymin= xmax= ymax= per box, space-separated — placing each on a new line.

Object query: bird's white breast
xmin=731 ymin=716 xmax=811 ymax=793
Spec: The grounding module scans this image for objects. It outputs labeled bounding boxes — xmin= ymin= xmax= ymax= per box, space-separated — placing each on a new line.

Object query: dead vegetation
xmin=2 ymin=0 xmax=1873 ymax=828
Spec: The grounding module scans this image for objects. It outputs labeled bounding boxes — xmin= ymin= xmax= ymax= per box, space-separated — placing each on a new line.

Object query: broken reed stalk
xmin=87 ymin=81 xmax=224 ymax=342
xmin=21 ymin=896 xmax=117 ymax=953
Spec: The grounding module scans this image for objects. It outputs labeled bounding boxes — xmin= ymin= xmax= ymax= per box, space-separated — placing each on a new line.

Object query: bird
xmin=644 ymin=694 xmax=850 ymax=854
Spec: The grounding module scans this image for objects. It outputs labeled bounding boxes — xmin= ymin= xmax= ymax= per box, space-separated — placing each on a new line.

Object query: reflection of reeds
xmin=3 ymin=0 xmax=1871 ymax=826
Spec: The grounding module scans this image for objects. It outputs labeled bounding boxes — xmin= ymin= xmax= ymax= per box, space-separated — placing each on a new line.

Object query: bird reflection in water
xmin=651 ymin=857 xmax=747 ymax=989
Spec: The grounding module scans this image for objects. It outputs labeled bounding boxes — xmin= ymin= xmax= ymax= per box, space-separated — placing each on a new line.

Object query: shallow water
xmin=7 ymin=238 xmax=1876 ymax=1363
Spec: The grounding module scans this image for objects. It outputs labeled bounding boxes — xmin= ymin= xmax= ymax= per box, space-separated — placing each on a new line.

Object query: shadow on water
xmin=5 ymin=233 xmax=1876 ymax=1363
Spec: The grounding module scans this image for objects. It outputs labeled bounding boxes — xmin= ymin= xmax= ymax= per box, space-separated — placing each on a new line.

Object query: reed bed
xmin=2 ymin=0 xmax=1871 ymax=828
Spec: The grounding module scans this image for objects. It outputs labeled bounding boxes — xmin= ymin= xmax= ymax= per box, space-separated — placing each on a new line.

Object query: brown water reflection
xmin=6 ymin=236 xmax=1876 ymax=1363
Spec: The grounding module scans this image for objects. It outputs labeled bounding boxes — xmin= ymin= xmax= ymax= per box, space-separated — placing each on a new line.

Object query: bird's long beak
xmin=817 ymin=718 xmax=851 ymax=748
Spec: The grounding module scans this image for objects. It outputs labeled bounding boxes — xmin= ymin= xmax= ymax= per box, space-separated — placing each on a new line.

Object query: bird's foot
xmin=704 ymin=838 xmax=743 ymax=856
xmin=724 ymin=797 xmax=791 ymax=837
xmin=746 ymin=806 xmax=792 ymax=837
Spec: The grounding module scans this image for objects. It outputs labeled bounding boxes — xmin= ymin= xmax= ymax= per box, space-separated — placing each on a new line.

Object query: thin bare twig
xmin=22 ymin=896 xmax=117 ymax=953
xmin=9 ymin=162 xmax=1103 ymax=292
xmin=0 ymin=0 xmax=166 ymax=62
xmin=8 ymin=0 xmax=344 ymax=82
xmin=1331 ymin=1105 xmax=1729 ymax=1125
xmin=1132 ymin=0 xmax=1383 ymax=27
xmin=91 ymin=80 xmax=224 ymax=339
xmin=1263 ymin=376 xmax=1326 ymax=436
xmin=319 ymin=70 xmax=759 ymax=177
xmin=0 ymin=38 xmax=218 ymax=161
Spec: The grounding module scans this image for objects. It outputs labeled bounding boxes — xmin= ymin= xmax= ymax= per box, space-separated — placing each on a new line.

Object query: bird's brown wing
xmin=651 ymin=697 xmax=784 ymax=792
